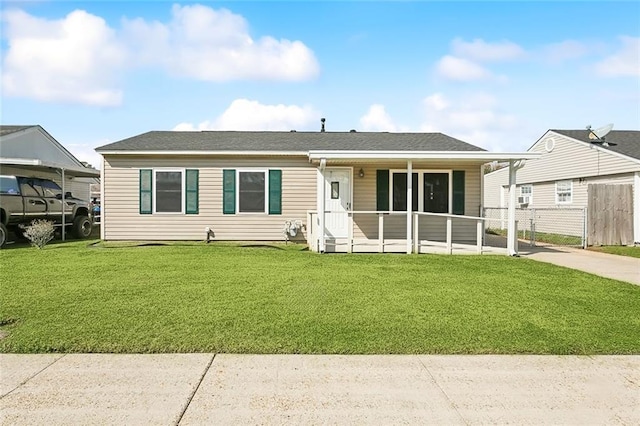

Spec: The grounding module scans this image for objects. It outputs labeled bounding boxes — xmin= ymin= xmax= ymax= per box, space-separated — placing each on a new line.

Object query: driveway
xmin=520 ymin=246 xmax=640 ymax=285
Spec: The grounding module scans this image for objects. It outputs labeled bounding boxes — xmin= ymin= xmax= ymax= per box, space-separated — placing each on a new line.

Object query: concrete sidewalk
xmin=1 ymin=354 xmax=638 ymax=425
xmin=520 ymin=246 xmax=640 ymax=285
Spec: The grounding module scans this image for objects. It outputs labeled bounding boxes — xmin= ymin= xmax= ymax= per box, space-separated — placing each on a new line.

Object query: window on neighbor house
xmin=556 ymin=180 xmax=572 ymax=204
xmin=520 ymin=184 xmax=532 ymax=204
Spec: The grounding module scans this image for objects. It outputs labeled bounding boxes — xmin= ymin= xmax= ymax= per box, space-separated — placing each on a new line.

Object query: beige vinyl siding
xmin=521 ymin=132 xmax=639 ymax=183
xmin=527 ymin=173 xmax=635 ymax=208
xmin=103 ymin=155 xmax=316 ymax=241
xmin=351 ymin=162 xmax=482 ymax=242
xmin=483 ymin=169 xmax=506 ymax=207
xmin=0 ymin=165 xmax=92 ymax=201
xmin=483 ymin=131 xmax=639 ymax=209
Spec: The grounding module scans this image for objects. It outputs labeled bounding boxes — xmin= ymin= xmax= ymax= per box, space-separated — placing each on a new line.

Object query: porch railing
xmin=307 ymin=210 xmax=500 ymax=254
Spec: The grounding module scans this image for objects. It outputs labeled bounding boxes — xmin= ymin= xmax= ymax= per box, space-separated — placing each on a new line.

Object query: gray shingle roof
xmin=0 ymin=125 xmax=36 ymax=137
xmin=552 ymin=130 xmax=640 ymax=161
xmin=96 ymin=131 xmax=486 ymax=153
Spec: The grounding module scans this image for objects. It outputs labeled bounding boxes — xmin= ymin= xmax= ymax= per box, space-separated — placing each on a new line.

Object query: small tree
xmin=19 ymin=220 xmax=55 ymax=249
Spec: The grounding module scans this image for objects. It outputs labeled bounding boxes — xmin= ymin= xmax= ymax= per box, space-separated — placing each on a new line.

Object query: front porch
xmin=305 ymin=150 xmax=539 ymax=256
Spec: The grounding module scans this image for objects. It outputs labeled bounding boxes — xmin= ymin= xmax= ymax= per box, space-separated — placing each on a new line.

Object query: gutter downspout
xmin=318 ymin=159 xmax=326 ymax=253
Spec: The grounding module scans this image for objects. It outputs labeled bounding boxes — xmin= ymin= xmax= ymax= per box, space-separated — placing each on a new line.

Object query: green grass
xmin=1 ymin=240 xmax=639 ymax=354
xmin=589 ymin=245 xmax=640 ymax=258
xmin=487 ymin=228 xmax=583 ymax=246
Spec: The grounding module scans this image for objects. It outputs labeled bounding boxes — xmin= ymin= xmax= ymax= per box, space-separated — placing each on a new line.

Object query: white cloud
xmin=359 ymin=104 xmax=405 ymax=132
xmin=435 ymin=55 xmax=493 ymax=81
xmin=122 ymin=4 xmax=319 ymax=81
xmin=594 ymin=36 xmax=640 ymax=77
xmin=451 ymin=38 xmax=525 ymax=62
xmin=173 ymin=99 xmax=319 ymax=131
xmin=420 ymin=93 xmax=520 ymax=151
xmin=1 ymin=9 xmax=125 ymax=106
xmin=541 ymin=40 xmax=589 ymax=63
xmin=1 ymin=5 xmax=319 ymax=106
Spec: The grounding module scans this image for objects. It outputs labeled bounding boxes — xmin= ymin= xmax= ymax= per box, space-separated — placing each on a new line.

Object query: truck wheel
xmin=0 ymin=223 xmax=7 ymax=248
xmin=72 ymin=216 xmax=92 ymax=239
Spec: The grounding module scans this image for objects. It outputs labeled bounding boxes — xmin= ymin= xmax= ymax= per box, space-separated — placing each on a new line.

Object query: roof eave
xmin=308 ymin=151 xmax=542 ymax=161
xmin=96 ymin=150 xmax=309 ymax=156
xmin=0 ymin=157 xmax=100 ymax=178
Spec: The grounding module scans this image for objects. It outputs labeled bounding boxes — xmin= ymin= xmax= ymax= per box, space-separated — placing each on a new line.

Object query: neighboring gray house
xmin=484 ymin=129 xmax=640 ymax=245
xmin=96 ymin=130 xmax=536 ymax=254
xmin=0 ymin=125 xmax=100 ymax=200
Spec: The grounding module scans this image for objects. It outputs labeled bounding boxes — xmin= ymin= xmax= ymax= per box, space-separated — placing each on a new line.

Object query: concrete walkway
xmin=519 ymin=246 xmax=640 ymax=285
xmin=1 ymin=354 xmax=638 ymax=425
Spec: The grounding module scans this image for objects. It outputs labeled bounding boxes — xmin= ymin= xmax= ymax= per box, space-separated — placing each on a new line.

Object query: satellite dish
xmin=586 ymin=123 xmax=616 ymax=146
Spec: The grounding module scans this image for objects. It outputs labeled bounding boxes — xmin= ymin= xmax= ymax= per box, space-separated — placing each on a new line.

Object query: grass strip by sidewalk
xmin=589 ymin=245 xmax=640 ymax=258
xmin=1 ymin=241 xmax=638 ymax=354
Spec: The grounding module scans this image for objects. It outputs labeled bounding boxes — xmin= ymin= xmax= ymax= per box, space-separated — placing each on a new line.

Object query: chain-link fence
xmin=483 ymin=207 xmax=587 ymax=248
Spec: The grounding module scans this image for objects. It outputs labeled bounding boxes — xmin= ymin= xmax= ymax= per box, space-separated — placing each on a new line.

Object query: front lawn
xmin=1 ymin=241 xmax=638 ymax=354
xmin=589 ymin=245 xmax=640 ymax=258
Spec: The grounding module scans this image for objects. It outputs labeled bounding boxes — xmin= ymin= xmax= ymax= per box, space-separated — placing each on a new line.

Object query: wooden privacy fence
xmin=587 ymin=184 xmax=633 ymax=246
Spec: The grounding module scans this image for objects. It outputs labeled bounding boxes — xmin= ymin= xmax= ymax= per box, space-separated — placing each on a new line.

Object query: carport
xmin=0 ymin=157 xmax=100 ymax=241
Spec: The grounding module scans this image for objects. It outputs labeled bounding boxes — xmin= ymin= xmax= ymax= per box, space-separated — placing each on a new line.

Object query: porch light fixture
xmin=359 ymin=168 xmax=365 ymax=178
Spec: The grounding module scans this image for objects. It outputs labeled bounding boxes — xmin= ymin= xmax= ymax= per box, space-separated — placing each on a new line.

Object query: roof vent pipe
xmin=321 ymin=118 xmax=326 ymax=132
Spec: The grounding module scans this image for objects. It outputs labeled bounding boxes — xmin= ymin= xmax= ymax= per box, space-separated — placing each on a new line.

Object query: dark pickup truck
xmin=0 ymin=175 xmax=93 ymax=247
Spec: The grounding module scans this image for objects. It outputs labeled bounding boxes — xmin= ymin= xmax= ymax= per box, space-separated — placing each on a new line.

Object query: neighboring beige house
xmin=0 ymin=125 xmax=100 ymax=200
xmin=96 ymin=130 xmax=536 ymax=254
xmin=484 ymin=129 xmax=640 ymax=245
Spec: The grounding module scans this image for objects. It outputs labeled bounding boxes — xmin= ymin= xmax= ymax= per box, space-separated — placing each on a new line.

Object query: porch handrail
xmin=308 ymin=210 xmax=488 ymax=254
xmin=414 ymin=211 xmax=487 ymax=221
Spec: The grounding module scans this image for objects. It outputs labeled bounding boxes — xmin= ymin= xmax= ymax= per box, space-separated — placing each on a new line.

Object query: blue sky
xmin=2 ymin=1 xmax=639 ymax=168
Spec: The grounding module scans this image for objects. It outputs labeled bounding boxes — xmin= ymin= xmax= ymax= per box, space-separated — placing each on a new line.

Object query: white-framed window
xmin=555 ymin=180 xmax=572 ymax=204
xmin=519 ymin=184 xmax=533 ymax=205
xmin=237 ymin=169 xmax=268 ymax=213
xmin=154 ymin=169 xmax=185 ymax=213
xmin=390 ymin=170 xmax=452 ymax=213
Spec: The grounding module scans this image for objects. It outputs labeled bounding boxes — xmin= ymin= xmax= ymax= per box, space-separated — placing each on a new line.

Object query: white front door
xmin=324 ymin=168 xmax=351 ymax=238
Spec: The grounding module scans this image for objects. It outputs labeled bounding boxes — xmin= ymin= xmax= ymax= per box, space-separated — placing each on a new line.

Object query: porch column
xmin=407 ymin=160 xmax=413 ymax=254
xmin=507 ymin=161 xmax=517 ymax=256
xmin=634 ymin=172 xmax=640 ymax=244
xmin=100 ymin=158 xmax=105 ymax=240
xmin=318 ymin=159 xmax=327 ymax=253
xmin=61 ymin=168 xmax=66 ymax=241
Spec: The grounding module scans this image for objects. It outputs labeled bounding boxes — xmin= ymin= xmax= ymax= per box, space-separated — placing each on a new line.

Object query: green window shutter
xmin=223 ymin=169 xmax=236 ymax=214
xmin=185 ymin=169 xmax=199 ymax=214
xmin=376 ymin=170 xmax=390 ymax=211
xmin=268 ymin=169 xmax=282 ymax=215
xmin=452 ymin=170 xmax=465 ymax=215
xmin=139 ymin=169 xmax=152 ymax=214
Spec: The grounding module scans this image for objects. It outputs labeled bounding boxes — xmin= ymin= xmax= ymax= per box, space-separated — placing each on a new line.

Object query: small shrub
xmin=19 ymin=220 xmax=55 ymax=249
